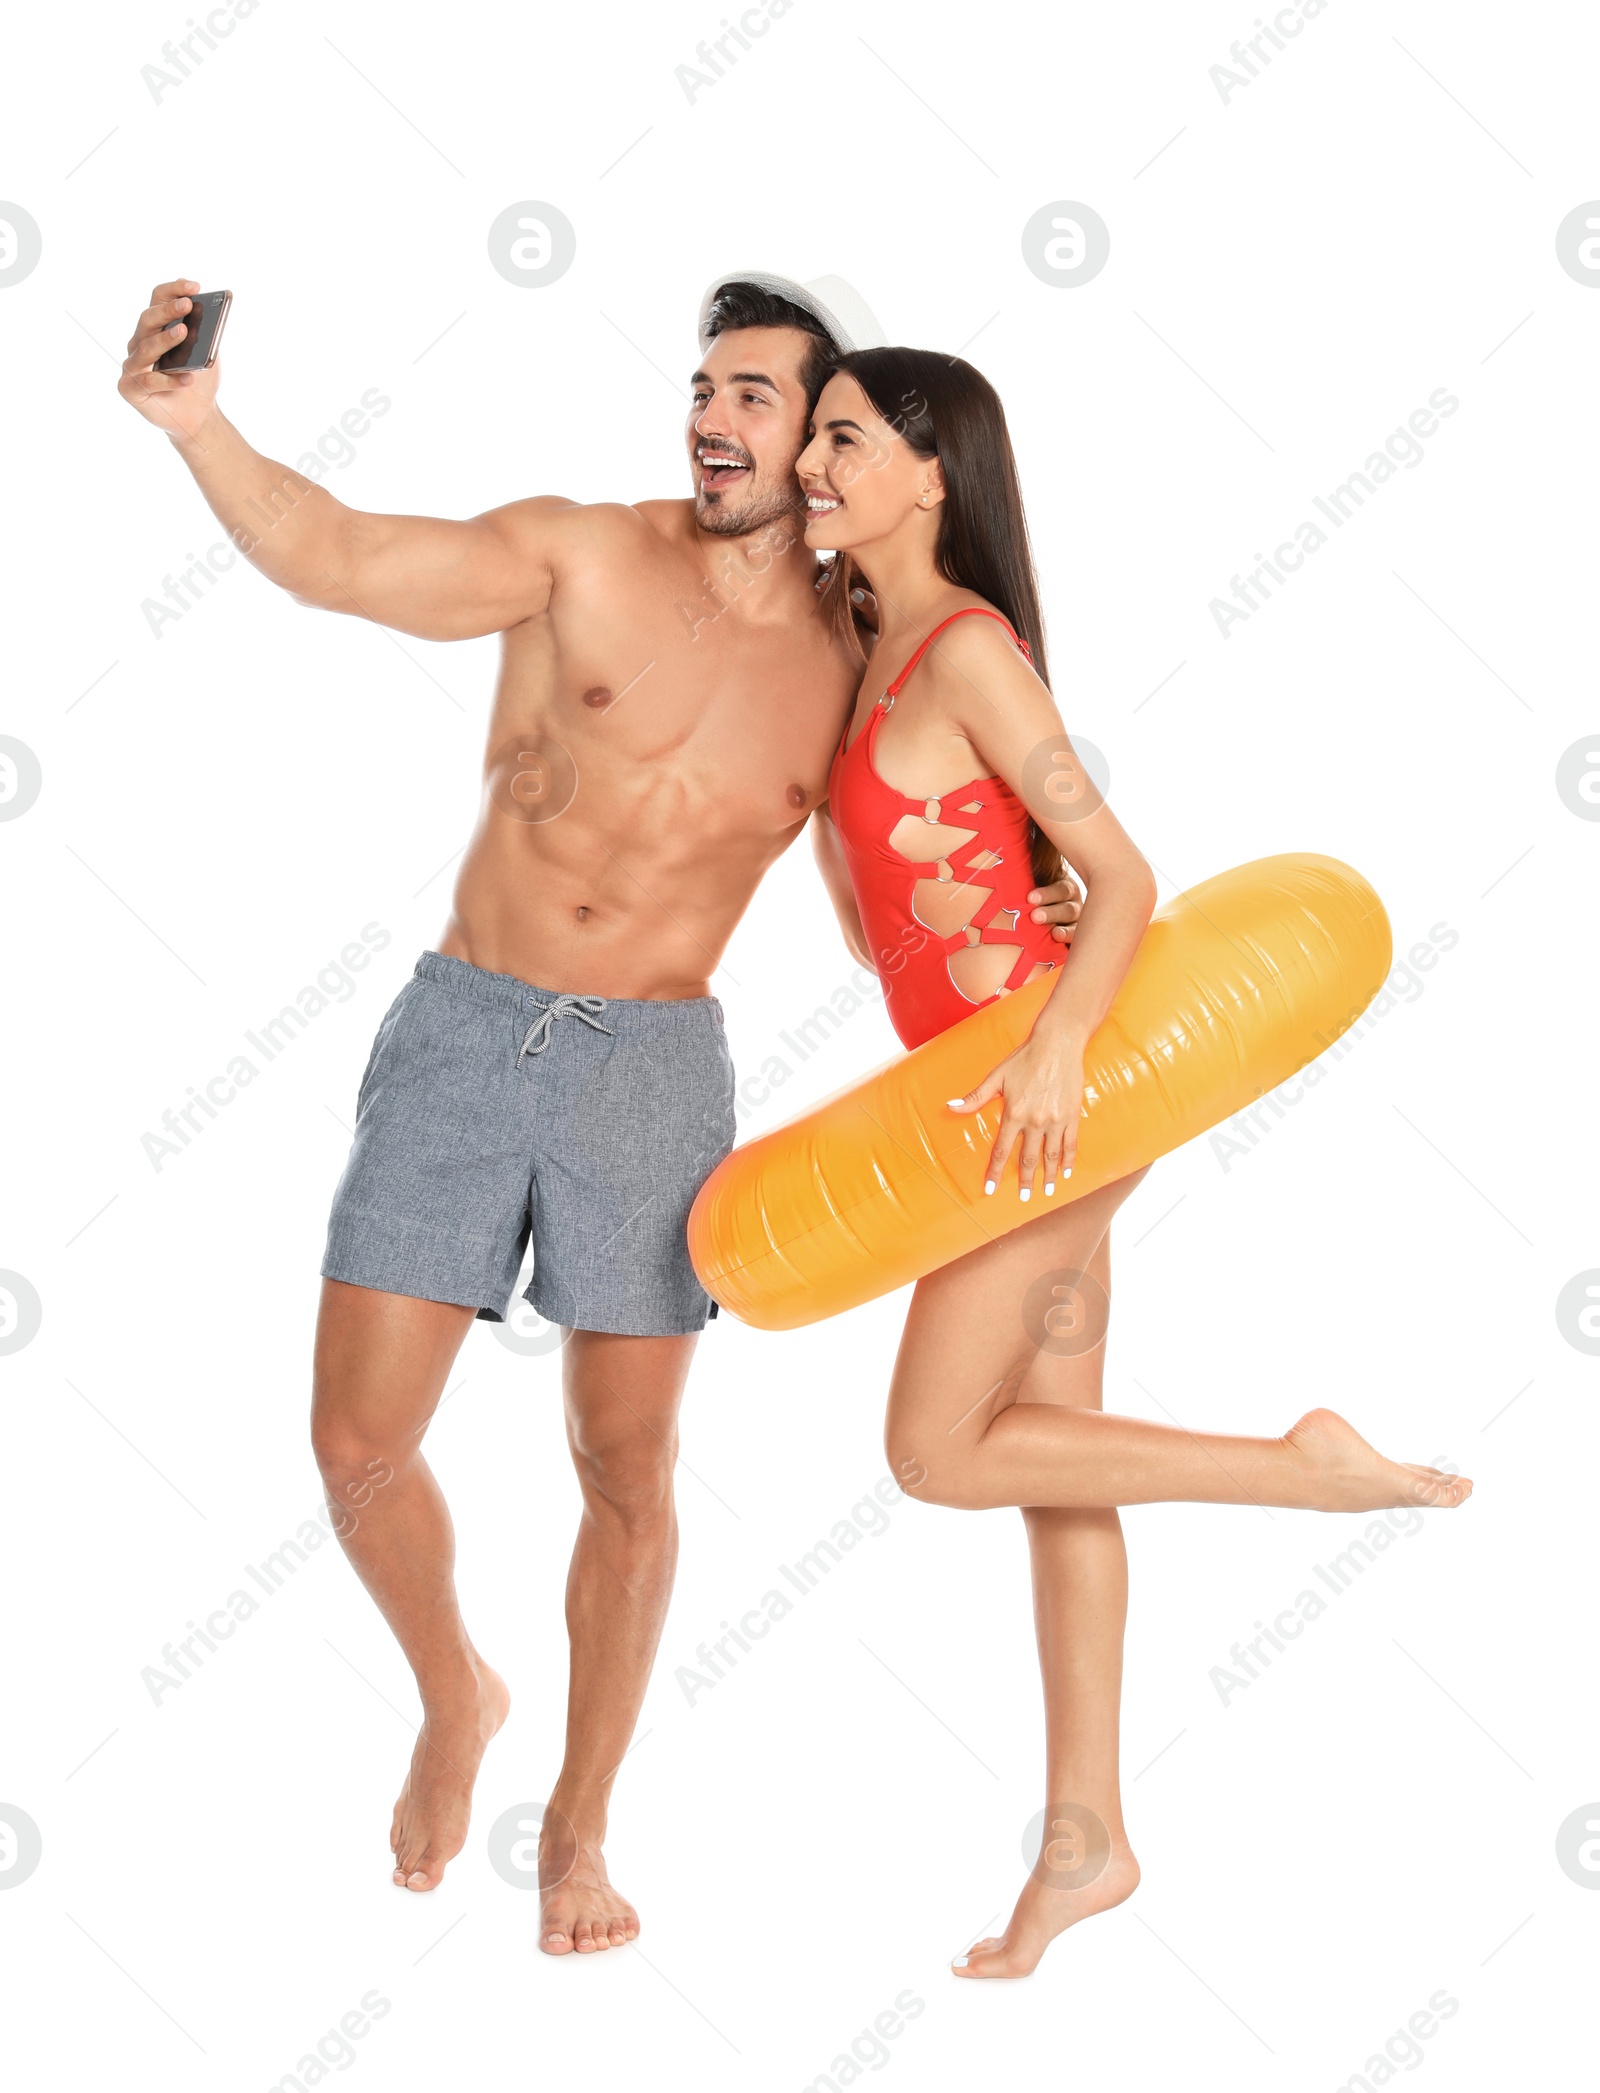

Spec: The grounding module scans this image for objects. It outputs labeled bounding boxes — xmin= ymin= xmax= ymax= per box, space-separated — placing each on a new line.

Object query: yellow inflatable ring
xmin=689 ymin=854 xmax=1391 ymax=1330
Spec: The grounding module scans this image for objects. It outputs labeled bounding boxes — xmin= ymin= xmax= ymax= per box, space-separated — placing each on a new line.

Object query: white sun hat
xmin=697 ymin=270 xmax=888 ymax=355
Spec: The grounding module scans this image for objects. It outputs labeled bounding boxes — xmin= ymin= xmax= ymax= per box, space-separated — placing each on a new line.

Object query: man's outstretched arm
xmin=120 ymin=280 xmax=563 ymax=640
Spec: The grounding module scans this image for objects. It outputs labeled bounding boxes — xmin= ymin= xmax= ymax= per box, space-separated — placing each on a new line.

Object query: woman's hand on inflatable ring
xmin=948 ymin=1034 xmax=1085 ymax=1200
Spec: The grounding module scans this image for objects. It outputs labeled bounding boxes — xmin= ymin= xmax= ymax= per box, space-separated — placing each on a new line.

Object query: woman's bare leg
xmin=952 ymin=1230 xmax=1140 ymax=1981
xmin=886 ymin=1171 xmax=1471 ymax=1515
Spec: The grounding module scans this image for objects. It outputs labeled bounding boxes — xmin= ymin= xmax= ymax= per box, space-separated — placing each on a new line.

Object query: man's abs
xmin=437 ymin=811 xmax=777 ymax=1000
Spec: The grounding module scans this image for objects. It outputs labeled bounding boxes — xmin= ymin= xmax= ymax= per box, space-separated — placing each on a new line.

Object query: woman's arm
xmin=938 ymin=622 xmax=1158 ymax=1197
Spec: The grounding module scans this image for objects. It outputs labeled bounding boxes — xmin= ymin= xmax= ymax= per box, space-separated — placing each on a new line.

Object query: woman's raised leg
xmin=886 ymin=1170 xmax=1471 ymax=1515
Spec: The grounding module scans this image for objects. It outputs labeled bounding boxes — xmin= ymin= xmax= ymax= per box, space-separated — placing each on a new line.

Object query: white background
xmin=2 ymin=0 xmax=1596 ymax=2086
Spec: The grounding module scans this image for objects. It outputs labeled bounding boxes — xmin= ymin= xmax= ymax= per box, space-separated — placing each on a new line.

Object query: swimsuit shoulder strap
xmin=884 ymin=606 xmax=1032 ymax=699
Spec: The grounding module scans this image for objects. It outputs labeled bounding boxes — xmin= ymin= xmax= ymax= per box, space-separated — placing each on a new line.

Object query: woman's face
xmin=796 ymin=372 xmax=941 ymax=553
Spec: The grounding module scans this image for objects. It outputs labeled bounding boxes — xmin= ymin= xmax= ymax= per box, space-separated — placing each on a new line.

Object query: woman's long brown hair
xmin=819 ymin=347 xmax=1063 ymax=887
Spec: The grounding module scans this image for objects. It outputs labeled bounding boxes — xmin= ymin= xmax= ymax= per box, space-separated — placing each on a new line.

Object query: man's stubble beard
xmin=695 ymin=478 xmax=805 ymax=539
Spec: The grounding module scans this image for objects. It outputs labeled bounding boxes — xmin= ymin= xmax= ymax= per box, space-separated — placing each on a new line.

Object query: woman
xmin=798 ymin=350 xmax=1472 ymax=1981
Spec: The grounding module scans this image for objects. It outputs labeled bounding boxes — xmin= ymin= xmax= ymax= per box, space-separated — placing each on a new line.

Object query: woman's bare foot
xmin=538 ymin=1813 xmax=640 ymax=1955
xmin=953 ymin=1842 xmax=1141 ymax=1980
xmin=389 ymin=1658 xmax=510 ymax=1891
xmin=1283 ymin=1408 xmax=1473 ymax=1513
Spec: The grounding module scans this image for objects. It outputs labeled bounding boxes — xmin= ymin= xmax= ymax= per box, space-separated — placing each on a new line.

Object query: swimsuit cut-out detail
xmin=828 ymin=607 xmax=1063 ymax=1049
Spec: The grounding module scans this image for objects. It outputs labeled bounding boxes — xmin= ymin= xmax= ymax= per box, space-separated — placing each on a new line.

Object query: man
xmin=117 ymin=271 xmax=1080 ymax=1953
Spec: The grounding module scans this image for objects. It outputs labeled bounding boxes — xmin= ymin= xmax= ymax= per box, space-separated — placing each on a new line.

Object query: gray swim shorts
xmin=321 ymin=952 xmax=737 ymax=1336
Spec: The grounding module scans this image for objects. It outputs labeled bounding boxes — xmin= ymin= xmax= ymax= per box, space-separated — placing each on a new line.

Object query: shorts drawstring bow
xmin=517 ymin=994 xmax=613 ymax=1066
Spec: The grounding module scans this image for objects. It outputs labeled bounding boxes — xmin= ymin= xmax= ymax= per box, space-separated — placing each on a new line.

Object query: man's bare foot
xmin=953 ymin=1842 xmax=1141 ymax=1980
xmin=389 ymin=1659 xmax=510 ymax=1891
xmin=1283 ymin=1408 xmax=1473 ymax=1513
xmin=538 ymin=1813 xmax=640 ymax=1955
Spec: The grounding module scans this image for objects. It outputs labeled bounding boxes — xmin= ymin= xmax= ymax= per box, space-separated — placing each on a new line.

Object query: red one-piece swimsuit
xmin=828 ymin=607 xmax=1062 ymax=1051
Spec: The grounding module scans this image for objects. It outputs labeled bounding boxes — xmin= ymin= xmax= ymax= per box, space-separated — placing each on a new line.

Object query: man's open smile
xmin=695 ymin=444 xmax=752 ymax=491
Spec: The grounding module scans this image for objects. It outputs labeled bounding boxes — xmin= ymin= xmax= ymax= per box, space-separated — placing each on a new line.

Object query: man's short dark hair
xmin=702 ymin=281 xmax=838 ymax=408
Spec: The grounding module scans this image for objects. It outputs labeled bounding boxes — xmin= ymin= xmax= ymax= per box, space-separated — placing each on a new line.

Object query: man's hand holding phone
xmin=118 ymin=279 xmax=228 ymax=446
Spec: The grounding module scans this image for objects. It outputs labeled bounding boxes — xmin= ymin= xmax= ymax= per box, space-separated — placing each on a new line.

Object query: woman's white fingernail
xmin=1019 ymin=1188 xmax=1030 ymax=1202
xmin=946 ymin=1098 xmax=964 ymax=1109
xmin=1063 ymin=1166 xmax=1073 ymax=1178
xmin=1045 ymin=1182 xmax=1056 ymax=1196
xmin=951 ymin=1955 xmax=969 ymax=1970
xmin=984 ymin=1180 xmax=995 ymax=1196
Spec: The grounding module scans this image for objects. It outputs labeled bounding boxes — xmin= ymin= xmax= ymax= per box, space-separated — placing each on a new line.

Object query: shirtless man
xmin=117 ymin=273 xmax=1080 ymax=1954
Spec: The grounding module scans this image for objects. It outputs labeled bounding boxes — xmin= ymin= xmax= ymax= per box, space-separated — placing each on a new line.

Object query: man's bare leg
xmin=537 ymin=1328 xmax=698 ymax=1955
xmin=311 ymin=1279 xmax=510 ymax=1892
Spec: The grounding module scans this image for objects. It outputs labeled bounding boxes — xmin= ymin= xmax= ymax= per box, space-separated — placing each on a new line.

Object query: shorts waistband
xmin=412 ymin=951 xmax=724 ymax=1027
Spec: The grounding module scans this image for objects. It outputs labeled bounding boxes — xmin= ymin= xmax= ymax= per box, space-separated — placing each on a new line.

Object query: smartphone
xmin=156 ymin=288 xmax=232 ymax=373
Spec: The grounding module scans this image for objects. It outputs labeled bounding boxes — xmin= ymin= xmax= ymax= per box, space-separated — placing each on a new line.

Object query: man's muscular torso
xmin=438 ymin=497 xmax=858 ymax=999
xmin=119 ymin=291 xmax=877 ymax=1001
